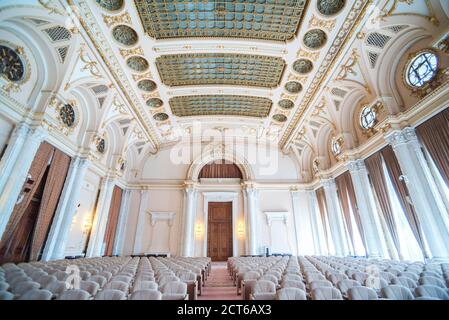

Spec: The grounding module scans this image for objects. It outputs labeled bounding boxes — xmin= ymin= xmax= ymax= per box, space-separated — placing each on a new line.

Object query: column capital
xmin=241 ymin=181 xmax=257 ymax=191
xmin=384 ymin=127 xmax=418 ymax=147
xmin=346 ymin=159 xmax=366 ymax=172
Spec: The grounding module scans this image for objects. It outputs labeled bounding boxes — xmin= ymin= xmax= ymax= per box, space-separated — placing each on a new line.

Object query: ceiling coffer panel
xmin=134 ymin=0 xmax=308 ymax=41
xmin=170 ymin=95 xmax=272 ymax=117
xmin=156 ymin=53 xmax=285 ymax=88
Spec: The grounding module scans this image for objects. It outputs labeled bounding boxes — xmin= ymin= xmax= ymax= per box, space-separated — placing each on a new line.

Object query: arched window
xmin=199 ymin=160 xmax=243 ymax=179
xmin=331 ymin=137 xmax=342 ymax=156
xmin=406 ymin=51 xmax=438 ymax=88
xmin=360 ymin=105 xmax=376 ymax=130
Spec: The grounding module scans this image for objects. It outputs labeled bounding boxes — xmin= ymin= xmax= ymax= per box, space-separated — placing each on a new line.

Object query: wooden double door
xmin=207 ymin=202 xmax=233 ymax=261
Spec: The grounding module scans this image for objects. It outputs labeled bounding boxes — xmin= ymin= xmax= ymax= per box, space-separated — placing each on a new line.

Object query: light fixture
xmin=195 ymin=223 xmax=203 ymax=239
xmin=237 ymin=221 xmax=245 ymax=239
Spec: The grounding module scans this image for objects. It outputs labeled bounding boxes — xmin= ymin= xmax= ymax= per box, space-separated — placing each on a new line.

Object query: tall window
xmin=381 ymin=157 xmax=425 ymax=261
xmin=406 ymin=51 xmax=438 ymax=88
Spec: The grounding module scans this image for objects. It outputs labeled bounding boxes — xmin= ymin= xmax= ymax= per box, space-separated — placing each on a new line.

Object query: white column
xmin=306 ymin=190 xmax=325 ymax=255
xmin=289 ymin=189 xmax=301 ymax=255
xmin=347 ymin=160 xmax=386 ymax=258
xmin=180 ymin=186 xmax=198 ymax=257
xmin=244 ymin=185 xmax=259 ymax=255
xmin=385 ymin=127 xmax=449 ymax=260
xmin=0 ymin=123 xmax=29 ymax=195
xmin=41 ymin=156 xmax=90 ymax=261
xmin=133 ymin=190 xmax=150 ymax=255
xmin=322 ymin=179 xmax=349 ymax=256
xmin=86 ymin=177 xmax=115 ymax=257
xmin=0 ymin=126 xmax=46 ymax=238
xmin=112 ymin=189 xmax=131 ymax=256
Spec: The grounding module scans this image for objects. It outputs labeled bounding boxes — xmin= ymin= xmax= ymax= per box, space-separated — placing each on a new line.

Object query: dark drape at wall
xmin=199 ymin=160 xmax=243 ymax=179
xmin=29 ymin=149 xmax=71 ymax=261
xmin=365 ymin=151 xmax=402 ymax=258
xmin=416 ymin=108 xmax=449 ymax=189
xmin=103 ymin=186 xmax=123 ymax=256
xmin=381 ymin=146 xmax=428 ymax=258
xmin=0 ymin=142 xmax=54 ymax=247
xmin=335 ymin=171 xmax=367 ymax=253
xmin=316 ymin=187 xmax=330 ymax=253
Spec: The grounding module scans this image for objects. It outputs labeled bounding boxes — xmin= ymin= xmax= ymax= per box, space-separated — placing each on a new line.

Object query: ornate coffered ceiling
xmin=66 ymin=0 xmax=372 ymax=149
xmin=170 ymin=95 xmax=273 ymax=118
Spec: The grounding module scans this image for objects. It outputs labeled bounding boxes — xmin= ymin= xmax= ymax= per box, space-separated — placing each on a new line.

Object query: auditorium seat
xmin=414 ymin=285 xmax=449 ymax=300
xmin=95 ymin=289 xmax=126 ymax=300
xmin=381 ymin=285 xmax=414 ymax=300
xmin=58 ymin=289 xmax=90 ymax=300
xmin=347 ymin=287 xmax=378 ymax=300
xmin=19 ymin=289 xmax=52 ymax=300
xmin=251 ymin=280 xmax=276 ymax=300
xmin=311 ymin=287 xmax=343 ymax=300
xmin=130 ymin=289 xmax=162 ymax=300
xmin=275 ymin=288 xmax=307 ymax=300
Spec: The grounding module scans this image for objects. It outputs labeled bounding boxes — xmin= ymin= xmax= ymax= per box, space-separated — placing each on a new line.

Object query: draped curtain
xmin=416 ymin=108 xmax=449 ymax=188
xmin=103 ymin=186 xmax=123 ymax=256
xmin=365 ymin=152 xmax=402 ymax=258
xmin=381 ymin=146 xmax=428 ymax=258
xmin=315 ymin=188 xmax=330 ymax=253
xmin=335 ymin=171 xmax=367 ymax=253
xmin=29 ymin=149 xmax=71 ymax=261
xmin=0 ymin=142 xmax=54 ymax=248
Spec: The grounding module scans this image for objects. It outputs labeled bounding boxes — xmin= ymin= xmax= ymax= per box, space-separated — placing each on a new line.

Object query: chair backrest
xmin=104 ymin=280 xmax=129 ymax=292
xmin=275 ymin=288 xmax=307 ymax=300
xmin=12 ymin=281 xmax=40 ymax=295
xmin=381 ymin=285 xmax=414 ymax=300
xmin=309 ymin=280 xmax=333 ymax=291
xmin=419 ymin=276 xmax=445 ymax=288
xmin=243 ymin=271 xmax=260 ymax=281
xmin=80 ymin=280 xmax=99 ymax=296
xmin=328 ymin=273 xmax=348 ymax=285
xmin=130 ymin=289 xmax=162 ymax=300
xmin=0 ymin=282 xmax=9 ymax=291
xmin=45 ymin=280 xmax=67 ymax=297
xmin=352 ymin=272 xmax=368 ymax=283
xmin=253 ymin=280 xmax=276 ymax=294
xmin=19 ymin=289 xmax=53 ymax=300
xmin=283 ymin=274 xmax=303 ymax=282
xmin=95 ymin=289 xmax=126 ymax=300
xmin=391 ymin=276 xmax=416 ymax=289
xmin=88 ymin=275 xmax=107 ymax=287
xmin=311 ymin=287 xmax=343 ymax=300
xmin=400 ymin=272 xmax=419 ymax=281
xmin=0 ymin=291 xmax=14 ymax=300
xmin=348 ymin=286 xmax=378 ymax=300
xmin=160 ymin=281 xmax=187 ymax=295
xmin=415 ymin=285 xmax=449 ymax=300
xmin=260 ymin=274 xmax=278 ymax=284
xmin=364 ymin=277 xmax=388 ymax=291
xmin=58 ymin=289 xmax=90 ymax=300
xmin=337 ymin=279 xmax=361 ymax=296
xmin=132 ymin=280 xmax=158 ymax=292
xmin=281 ymin=280 xmax=305 ymax=291
xmin=159 ymin=275 xmax=180 ymax=287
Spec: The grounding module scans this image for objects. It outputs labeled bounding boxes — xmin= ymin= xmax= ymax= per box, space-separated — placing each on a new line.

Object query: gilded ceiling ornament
xmin=96 ymin=0 xmax=124 ymax=12
xmin=273 ymin=114 xmax=288 ymax=123
xmin=285 ymin=81 xmax=303 ymax=94
xmin=137 ymin=79 xmax=157 ymax=92
xmin=103 ymin=12 xmax=132 ymax=28
xmin=317 ymin=0 xmax=346 ymax=16
xmin=119 ymin=46 xmax=144 ymax=59
xmin=112 ymin=25 xmax=138 ymax=47
xmin=0 ymin=46 xmax=25 ymax=82
xmin=303 ymin=29 xmax=327 ymax=50
xmin=126 ymin=56 xmax=149 ymax=72
xmin=279 ymin=99 xmax=295 ymax=110
xmin=293 ymin=59 xmax=314 ymax=74
xmin=59 ymin=103 xmax=76 ymax=127
xmin=146 ymin=98 xmax=163 ymax=109
xmin=134 ymin=0 xmax=308 ymax=41
xmin=308 ymin=15 xmax=336 ymax=31
xmin=153 ymin=113 xmax=169 ymax=121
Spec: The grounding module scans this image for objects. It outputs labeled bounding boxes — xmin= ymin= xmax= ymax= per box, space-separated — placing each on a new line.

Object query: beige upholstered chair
xmin=283 ymin=274 xmax=303 ymax=282
xmin=95 ymin=289 xmax=126 ymax=300
xmin=351 ymin=272 xmax=369 ymax=283
xmin=242 ymin=271 xmax=260 ymax=300
xmin=19 ymin=289 xmax=53 ymax=300
xmin=309 ymin=280 xmax=333 ymax=291
xmin=328 ymin=273 xmax=348 ymax=286
xmin=275 ymin=288 xmax=307 ymax=300
xmin=130 ymin=289 xmax=162 ymax=300
xmin=58 ymin=289 xmax=91 ymax=300
xmin=80 ymin=280 xmax=100 ymax=297
xmin=160 ymin=281 xmax=188 ymax=300
xmin=251 ymin=280 xmax=276 ymax=300
xmin=159 ymin=275 xmax=180 ymax=287
xmin=419 ymin=276 xmax=446 ymax=288
xmin=12 ymin=281 xmax=40 ymax=297
xmin=391 ymin=276 xmax=417 ymax=289
xmin=132 ymin=280 xmax=158 ymax=292
xmin=337 ymin=279 xmax=361 ymax=298
xmin=88 ymin=275 xmax=107 ymax=288
xmin=415 ymin=285 xmax=449 ymax=300
xmin=36 ymin=275 xmax=57 ymax=288
xmin=0 ymin=281 xmax=9 ymax=291
xmin=45 ymin=280 xmax=67 ymax=298
xmin=381 ymin=285 xmax=414 ymax=300
xmin=311 ymin=287 xmax=343 ymax=300
xmin=347 ymin=287 xmax=378 ymax=300
xmin=400 ymin=272 xmax=419 ymax=282
xmin=104 ymin=280 xmax=129 ymax=293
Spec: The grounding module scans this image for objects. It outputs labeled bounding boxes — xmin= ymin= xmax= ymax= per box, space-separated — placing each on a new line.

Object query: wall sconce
xmin=237 ymin=221 xmax=245 ymax=239
xmin=195 ymin=223 xmax=203 ymax=239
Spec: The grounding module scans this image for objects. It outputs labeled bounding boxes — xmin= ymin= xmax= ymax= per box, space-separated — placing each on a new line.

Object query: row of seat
xmin=228 ymin=256 xmax=449 ymax=300
xmin=0 ymin=256 xmax=211 ymax=300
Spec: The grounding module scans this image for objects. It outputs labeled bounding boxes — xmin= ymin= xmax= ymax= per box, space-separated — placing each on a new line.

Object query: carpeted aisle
xmin=198 ymin=262 xmax=241 ymax=300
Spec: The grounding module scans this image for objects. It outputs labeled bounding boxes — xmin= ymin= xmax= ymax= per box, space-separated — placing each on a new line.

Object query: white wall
xmin=64 ymin=169 xmax=101 ymax=256
xmin=0 ymin=116 xmax=13 ymax=158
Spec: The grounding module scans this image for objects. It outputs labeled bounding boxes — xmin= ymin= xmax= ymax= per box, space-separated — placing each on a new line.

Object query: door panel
xmin=207 ymin=202 xmax=233 ymax=261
